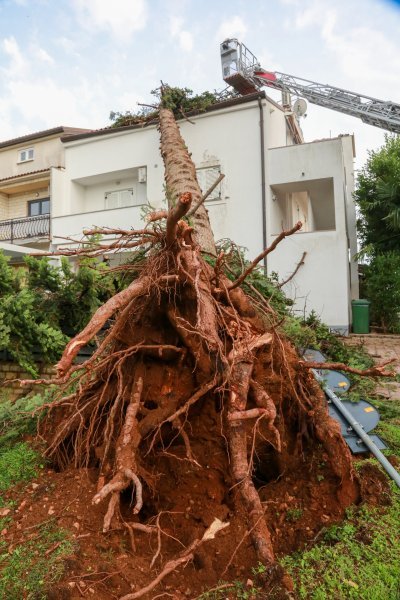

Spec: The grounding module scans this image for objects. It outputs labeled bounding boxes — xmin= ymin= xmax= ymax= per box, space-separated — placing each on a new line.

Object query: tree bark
xmin=159 ymin=107 xmax=216 ymax=255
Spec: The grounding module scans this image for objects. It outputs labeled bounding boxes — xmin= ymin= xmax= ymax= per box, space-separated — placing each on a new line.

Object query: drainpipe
xmin=258 ymin=97 xmax=267 ymax=275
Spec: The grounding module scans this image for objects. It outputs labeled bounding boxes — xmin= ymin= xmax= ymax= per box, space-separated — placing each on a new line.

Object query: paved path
xmin=346 ymin=334 xmax=400 ymax=399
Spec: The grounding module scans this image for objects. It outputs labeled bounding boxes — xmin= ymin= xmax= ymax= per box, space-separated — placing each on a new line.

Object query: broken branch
xmin=228 ymin=222 xmax=302 ymax=290
xmin=187 ymin=173 xmax=225 ymax=217
xmin=166 ymin=192 xmax=192 ymax=246
xmin=278 ymin=251 xmax=307 ymax=288
xmin=300 ymin=358 xmax=397 ymax=378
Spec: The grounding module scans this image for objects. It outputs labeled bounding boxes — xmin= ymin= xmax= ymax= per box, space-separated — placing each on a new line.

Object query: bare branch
xmin=146 ymin=209 xmax=168 ymax=223
xmin=187 ymin=173 xmax=225 ymax=217
xmin=300 ymin=358 xmax=397 ymax=378
xmin=82 ymin=228 xmax=157 ymax=237
xmin=278 ymin=251 xmax=307 ymax=288
xmin=228 ymin=222 xmax=302 ymax=291
xmin=32 ymin=235 xmax=155 ymax=258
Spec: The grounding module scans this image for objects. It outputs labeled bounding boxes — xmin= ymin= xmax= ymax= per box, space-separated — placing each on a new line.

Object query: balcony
xmin=0 ymin=214 xmax=50 ymax=243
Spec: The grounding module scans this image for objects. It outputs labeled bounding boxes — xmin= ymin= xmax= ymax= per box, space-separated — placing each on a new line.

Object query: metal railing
xmin=0 ymin=214 xmax=50 ymax=243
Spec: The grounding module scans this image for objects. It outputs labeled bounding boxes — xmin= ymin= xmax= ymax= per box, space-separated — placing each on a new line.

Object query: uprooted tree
xmin=27 ymin=87 xmax=381 ymax=597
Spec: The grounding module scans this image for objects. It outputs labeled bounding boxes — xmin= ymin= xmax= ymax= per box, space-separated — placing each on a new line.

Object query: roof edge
xmin=61 ymin=92 xmax=279 ymax=143
xmin=0 ymin=127 xmax=92 ymax=150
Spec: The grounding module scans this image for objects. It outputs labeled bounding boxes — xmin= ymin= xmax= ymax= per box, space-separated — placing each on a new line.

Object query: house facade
xmin=0 ymin=93 xmax=359 ymax=332
xmin=0 ymin=126 xmax=89 ymax=256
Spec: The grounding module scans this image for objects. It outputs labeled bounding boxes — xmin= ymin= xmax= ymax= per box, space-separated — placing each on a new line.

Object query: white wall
xmin=267 ymin=137 xmax=355 ymax=331
xmin=57 ymin=96 xmax=287 ymax=258
xmin=54 ymin=98 xmax=357 ymax=331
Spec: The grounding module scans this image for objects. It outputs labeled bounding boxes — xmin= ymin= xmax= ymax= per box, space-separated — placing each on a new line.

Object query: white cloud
xmin=216 ymin=15 xmax=247 ymax=41
xmin=289 ymin=0 xmax=400 ymax=94
xmin=34 ymin=46 xmax=55 ymax=65
xmin=7 ymin=78 xmax=93 ymax=127
xmin=115 ymin=91 xmax=145 ymax=113
xmin=169 ymin=16 xmax=193 ymax=52
xmin=2 ymin=36 xmax=26 ymax=73
xmin=72 ymin=0 xmax=148 ymax=42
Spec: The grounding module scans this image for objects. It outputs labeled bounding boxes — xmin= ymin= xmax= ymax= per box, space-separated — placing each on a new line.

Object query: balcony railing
xmin=0 ymin=214 xmax=50 ymax=243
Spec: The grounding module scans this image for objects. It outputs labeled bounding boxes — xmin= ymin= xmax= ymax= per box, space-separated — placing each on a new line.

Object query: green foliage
xmin=212 ymin=239 xmax=291 ymax=317
xmin=0 ymin=391 xmax=50 ymax=450
xmin=24 ymin=254 xmax=120 ymax=335
xmin=110 ymin=86 xmax=237 ymax=128
xmin=282 ymin=311 xmax=376 ymax=401
xmin=286 ymin=508 xmax=303 ymax=522
xmin=363 ymin=252 xmax=400 ymax=332
xmin=0 ymin=523 xmax=75 ymax=599
xmin=372 ymin=386 xmax=400 ymax=454
xmin=0 ymin=287 xmax=67 ymax=377
xmin=355 ymin=134 xmax=400 ymax=254
xmin=282 ymin=485 xmax=400 ymax=599
xmin=0 ymin=251 xmax=123 ymax=375
xmin=0 ymin=443 xmax=41 ymax=492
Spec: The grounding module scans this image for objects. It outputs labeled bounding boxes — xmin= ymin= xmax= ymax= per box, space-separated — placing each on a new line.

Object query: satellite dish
xmin=293 ymin=98 xmax=307 ymax=117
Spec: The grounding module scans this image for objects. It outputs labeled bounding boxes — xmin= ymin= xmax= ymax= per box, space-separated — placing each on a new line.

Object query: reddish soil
xmin=2 ymin=414 xmax=372 ymax=600
xmin=2 ymin=337 xmax=379 ymax=599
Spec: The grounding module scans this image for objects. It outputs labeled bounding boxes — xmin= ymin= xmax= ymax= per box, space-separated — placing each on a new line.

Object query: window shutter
xmin=104 ymin=188 xmax=142 ymax=209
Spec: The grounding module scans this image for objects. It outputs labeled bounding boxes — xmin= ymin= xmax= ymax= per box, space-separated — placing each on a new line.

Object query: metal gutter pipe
xmin=258 ymin=97 xmax=267 ymax=275
xmin=313 ymin=369 xmax=400 ymax=489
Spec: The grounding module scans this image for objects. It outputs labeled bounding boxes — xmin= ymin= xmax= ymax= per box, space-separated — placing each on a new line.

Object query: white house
xmin=49 ymin=92 xmax=358 ymax=333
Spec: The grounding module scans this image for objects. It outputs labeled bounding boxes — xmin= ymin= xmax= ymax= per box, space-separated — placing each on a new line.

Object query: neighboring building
xmin=0 ymin=93 xmax=359 ymax=332
xmin=0 ymin=126 xmax=90 ymax=258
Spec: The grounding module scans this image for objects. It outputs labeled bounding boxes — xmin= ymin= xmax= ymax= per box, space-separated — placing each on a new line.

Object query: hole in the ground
xmin=119 ymin=484 xmax=159 ymax=521
xmin=143 ymin=400 xmax=158 ymax=410
xmin=252 ymin=446 xmax=282 ymax=488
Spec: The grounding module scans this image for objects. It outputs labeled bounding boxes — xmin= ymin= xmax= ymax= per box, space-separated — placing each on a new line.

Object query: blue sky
xmin=0 ymin=0 xmax=399 ymax=168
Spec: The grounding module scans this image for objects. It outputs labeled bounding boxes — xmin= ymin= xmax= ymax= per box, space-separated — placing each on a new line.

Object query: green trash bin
xmin=352 ymin=299 xmax=370 ymax=334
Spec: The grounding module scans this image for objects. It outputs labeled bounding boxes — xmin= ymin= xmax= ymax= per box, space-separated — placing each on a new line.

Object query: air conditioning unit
xmin=138 ymin=167 xmax=147 ymax=183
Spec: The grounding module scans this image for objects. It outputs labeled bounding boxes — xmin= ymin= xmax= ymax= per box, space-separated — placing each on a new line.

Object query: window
xmin=196 ymin=166 xmax=222 ymax=202
xmin=18 ymin=147 xmax=34 ymax=163
xmin=104 ymin=188 xmax=142 ymax=209
xmin=28 ymin=198 xmax=50 ymax=217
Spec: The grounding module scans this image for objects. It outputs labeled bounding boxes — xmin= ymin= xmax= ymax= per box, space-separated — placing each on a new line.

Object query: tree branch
xmin=300 ymin=358 xmax=396 ymax=378
xmin=228 ymin=222 xmax=302 ymax=290
xmin=187 ymin=173 xmax=225 ymax=217
xmin=278 ymin=251 xmax=307 ymax=288
xmin=166 ymin=192 xmax=192 ymax=246
xmin=146 ymin=210 xmax=168 ymax=223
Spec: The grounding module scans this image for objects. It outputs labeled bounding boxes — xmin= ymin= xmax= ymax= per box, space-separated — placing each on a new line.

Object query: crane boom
xmin=220 ymin=38 xmax=400 ymax=134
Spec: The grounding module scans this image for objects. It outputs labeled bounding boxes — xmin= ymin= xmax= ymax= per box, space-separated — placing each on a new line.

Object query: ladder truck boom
xmin=220 ymin=38 xmax=400 ymax=134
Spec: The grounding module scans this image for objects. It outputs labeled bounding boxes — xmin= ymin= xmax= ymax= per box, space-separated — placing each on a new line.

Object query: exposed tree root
xmin=119 ymin=518 xmax=229 ymax=600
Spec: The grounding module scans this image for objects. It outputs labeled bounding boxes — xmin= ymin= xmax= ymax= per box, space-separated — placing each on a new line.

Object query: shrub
xmin=364 ymin=252 xmax=400 ymax=332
